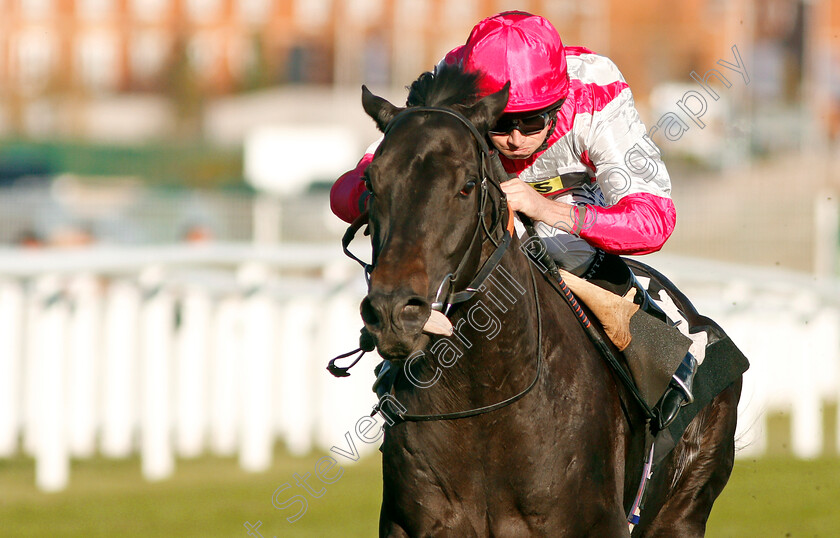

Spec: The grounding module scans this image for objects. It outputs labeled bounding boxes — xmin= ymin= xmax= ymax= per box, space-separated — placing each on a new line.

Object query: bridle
xmin=342 ymin=106 xmax=516 ymax=315
xmin=339 ymin=104 xmax=544 ymax=424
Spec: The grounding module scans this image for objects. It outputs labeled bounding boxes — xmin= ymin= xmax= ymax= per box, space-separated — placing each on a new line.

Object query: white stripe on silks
xmin=567 ymin=53 xmax=628 ymax=86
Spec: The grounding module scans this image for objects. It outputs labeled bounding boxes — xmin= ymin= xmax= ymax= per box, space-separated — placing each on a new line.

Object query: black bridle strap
xmin=385 ymin=106 xmax=495 ymax=162
xmin=335 ymin=105 xmax=513 ymax=384
xmin=446 ymin=229 xmax=511 ymax=305
xmin=385 ymin=106 xmax=512 ymax=312
xmin=342 ymin=211 xmax=373 ymax=279
xmin=386 ymin=105 xmax=509 ymax=236
xmin=384 ymin=259 xmax=542 ymax=423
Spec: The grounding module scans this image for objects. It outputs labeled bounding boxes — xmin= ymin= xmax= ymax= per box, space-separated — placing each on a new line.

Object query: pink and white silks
xmin=330 ymin=47 xmax=676 ymax=273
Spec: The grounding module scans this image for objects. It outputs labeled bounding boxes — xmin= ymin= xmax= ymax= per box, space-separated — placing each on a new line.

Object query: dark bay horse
xmin=357 ymin=66 xmax=741 ymax=537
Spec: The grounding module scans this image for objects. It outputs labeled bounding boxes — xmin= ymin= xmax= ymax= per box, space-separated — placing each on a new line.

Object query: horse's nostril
xmin=400 ymin=296 xmax=429 ymax=327
xmin=361 ymin=297 xmax=382 ymax=329
xmin=363 ymin=293 xmax=429 ymax=335
xmin=406 ymin=297 xmax=424 ymax=308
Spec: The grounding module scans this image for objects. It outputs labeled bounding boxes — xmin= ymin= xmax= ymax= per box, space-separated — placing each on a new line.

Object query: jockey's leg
xmin=580 ymin=251 xmax=699 ymax=430
xmin=626 ymin=274 xmax=700 ymax=429
xmin=655 ymin=352 xmax=698 ymax=430
xmin=626 ymin=273 xmax=700 ymax=430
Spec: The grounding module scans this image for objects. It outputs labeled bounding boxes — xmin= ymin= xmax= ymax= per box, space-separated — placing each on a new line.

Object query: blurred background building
xmin=0 ymin=0 xmax=839 ymax=509
xmin=0 ymin=0 xmax=836 ymax=266
xmin=0 ymin=0 xmax=836 ymax=141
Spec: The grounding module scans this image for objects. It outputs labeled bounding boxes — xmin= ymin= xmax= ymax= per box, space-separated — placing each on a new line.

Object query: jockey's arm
xmin=330 ymin=153 xmax=372 ymax=223
xmin=512 ymin=88 xmax=676 ymax=256
xmin=579 ymin=86 xmax=676 ymax=254
xmin=330 ymin=138 xmax=382 ymax=223
xmin=577 ymin=193 xmax=676 ymax=254
xmin=500 ymin=178 xmax=577 ymax=231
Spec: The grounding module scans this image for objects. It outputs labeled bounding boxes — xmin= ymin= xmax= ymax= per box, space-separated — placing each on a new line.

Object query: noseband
xmin=343 ymin=105 xmax=516 ymax=315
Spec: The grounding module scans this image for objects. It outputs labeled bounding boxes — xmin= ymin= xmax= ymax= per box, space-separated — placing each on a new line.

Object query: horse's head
xmin=358 ymin=67 xmax=510 ymax=360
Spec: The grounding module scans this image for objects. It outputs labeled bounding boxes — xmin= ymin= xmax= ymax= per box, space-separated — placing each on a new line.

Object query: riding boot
xmin=654 ymin=352 xmax=698 ymax=431
xmin=585 ymin=253 xmax=669 ymax=327
xmin=569 ymin=253 xmax=693 ymax=417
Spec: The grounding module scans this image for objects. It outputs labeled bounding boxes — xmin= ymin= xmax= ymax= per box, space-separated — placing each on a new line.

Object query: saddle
xmin=624 ymin=258 xmax=750 ymax=454
xmin=570 ymin=254 xmax=749 ymax=448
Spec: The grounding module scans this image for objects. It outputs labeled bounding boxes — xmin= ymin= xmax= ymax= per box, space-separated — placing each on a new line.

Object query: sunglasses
xmin=489 ymin=112 xmax=551 ymax=135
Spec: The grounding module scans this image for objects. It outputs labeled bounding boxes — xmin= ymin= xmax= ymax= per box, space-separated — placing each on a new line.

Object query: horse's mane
xmin=405 ymin=64 xmax=482 ymax=108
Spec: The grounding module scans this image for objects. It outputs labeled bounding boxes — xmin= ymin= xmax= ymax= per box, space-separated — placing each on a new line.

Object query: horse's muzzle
xmin=361 ymin=290 xmax=431 ymax=359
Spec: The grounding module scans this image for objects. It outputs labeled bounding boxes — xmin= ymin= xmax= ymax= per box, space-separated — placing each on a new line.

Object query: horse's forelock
xmin=406 ymin=65 xmax=482 ymax=108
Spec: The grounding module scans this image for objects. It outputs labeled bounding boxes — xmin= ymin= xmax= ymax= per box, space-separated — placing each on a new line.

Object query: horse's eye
xmin=459 ymin=180 xmax=476 ymax=197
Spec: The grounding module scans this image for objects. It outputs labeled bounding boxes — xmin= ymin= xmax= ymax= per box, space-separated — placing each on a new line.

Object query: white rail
xmin=0 ymin=243 xmax=376 ymax=492
xmin=642 ymin=253 xmax=840 ymax=460
xmin=0 ymin=246 xmax=837 ymax=492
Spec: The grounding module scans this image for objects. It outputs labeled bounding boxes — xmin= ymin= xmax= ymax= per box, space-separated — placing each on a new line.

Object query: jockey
xmin=331 ymin=11 xmax=696 ymax=431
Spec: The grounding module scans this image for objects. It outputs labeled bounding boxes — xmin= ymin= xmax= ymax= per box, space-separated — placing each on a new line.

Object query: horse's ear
xmin=362 ymin=85 xmax=402 ymax=132
xmin=463 ymin=82 xmax=510 ymax=133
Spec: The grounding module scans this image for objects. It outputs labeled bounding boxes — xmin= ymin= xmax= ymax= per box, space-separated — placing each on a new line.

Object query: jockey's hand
xmin=500 ymin=177 xmax=576 ymax=231
xmin=500 ymin=177 xmax=547 ymax=217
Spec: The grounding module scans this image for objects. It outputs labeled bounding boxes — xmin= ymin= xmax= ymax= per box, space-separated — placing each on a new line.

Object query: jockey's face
xmin=488 ymin=117 xmax=551 ymax=159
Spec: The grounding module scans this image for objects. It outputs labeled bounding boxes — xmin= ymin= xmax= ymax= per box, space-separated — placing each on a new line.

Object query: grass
xmin=707 ymin=457 xmax=840 ymax=537
xmin=0 ymin=448 xmax=838 ymax=537
xmin=0 ymin=448 xmax=382 ymax=537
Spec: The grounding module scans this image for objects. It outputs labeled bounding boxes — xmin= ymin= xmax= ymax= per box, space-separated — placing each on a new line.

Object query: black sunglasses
xmin=489 ymin=112 xmax=551 ymax=135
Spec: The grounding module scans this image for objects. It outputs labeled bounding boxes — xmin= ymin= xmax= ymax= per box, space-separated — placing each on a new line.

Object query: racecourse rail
xmin=0 ymin=244 xmax=836 ymax=492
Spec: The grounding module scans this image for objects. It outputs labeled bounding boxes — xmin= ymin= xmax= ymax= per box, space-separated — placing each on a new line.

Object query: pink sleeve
xmin=330 ymin=153 xmax=374 ymax=223
xmin=578 ymin=193 xmax=676 ymax=255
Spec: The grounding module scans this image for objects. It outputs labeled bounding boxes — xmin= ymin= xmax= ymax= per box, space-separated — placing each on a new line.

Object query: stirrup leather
xmin=671 ymin=353 xmax=698 ymax=405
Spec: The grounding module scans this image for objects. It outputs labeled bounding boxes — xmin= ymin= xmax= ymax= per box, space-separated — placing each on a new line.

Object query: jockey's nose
xmin=508 ymin=129 xmax=525 ymax=146
xmin=361 ymin=291 xmax=431 ymax=337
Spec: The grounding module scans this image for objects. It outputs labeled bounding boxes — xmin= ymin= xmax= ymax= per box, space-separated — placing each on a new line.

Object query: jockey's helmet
xmin=458 ymin=11 xmax=569 ymax=114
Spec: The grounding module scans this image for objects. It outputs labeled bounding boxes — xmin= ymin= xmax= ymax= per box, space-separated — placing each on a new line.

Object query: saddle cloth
xmin=624 ymin=258 xmax=750 ymax=459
